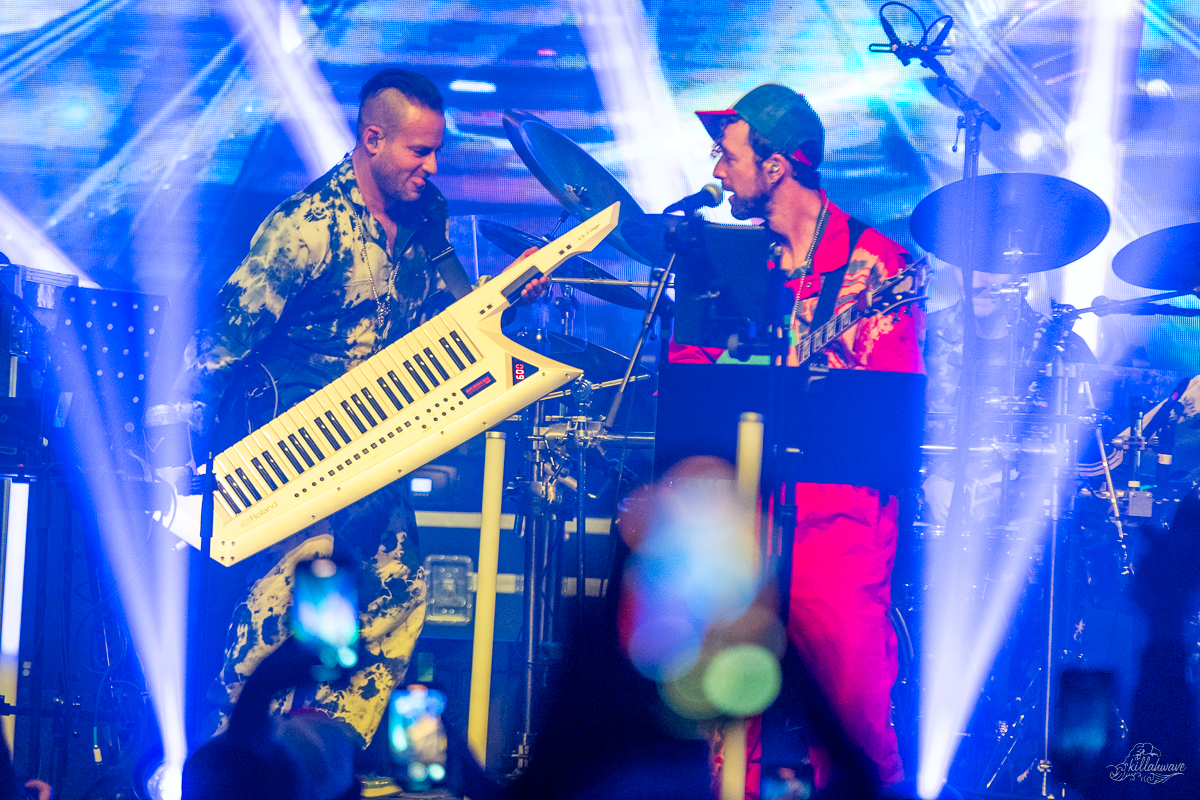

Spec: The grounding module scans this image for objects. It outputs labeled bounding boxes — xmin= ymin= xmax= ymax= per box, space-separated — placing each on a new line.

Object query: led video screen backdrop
xmin=2 ymin=0 xmax=1199 ymax=372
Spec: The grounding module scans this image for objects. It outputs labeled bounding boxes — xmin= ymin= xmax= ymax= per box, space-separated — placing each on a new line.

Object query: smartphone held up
xmin=290 ymin=557 xmax=361 ymax=678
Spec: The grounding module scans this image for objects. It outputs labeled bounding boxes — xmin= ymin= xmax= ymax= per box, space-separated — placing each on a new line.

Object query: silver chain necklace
xmin=790 ymin=199 xmax=831 ymax=325
xmin=796 ymin=198 xmax=830 ymax=277
xmin=351 ymin=209 xmax=396 ymax=345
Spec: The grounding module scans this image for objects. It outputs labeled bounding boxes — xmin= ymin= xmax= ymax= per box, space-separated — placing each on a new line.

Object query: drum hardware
xmin=542 ymin=374 xmax=652 ymax=400
xmin=538 ymin=417 xmax=655 ymax=454
xmin=989 ymin=275 xmax=1029 ymax=305
xmin=1081 ymin=382 xmax=1132 ymax=569
xmin=506 ymin=394 xmax=652 ymax=776
xmin=549 ymin=276 xmax=665 ymax=288
xmin=493 ymin=107 xmax=667 ymax=769
xmin=921 ymin=440 xmax=1074 ymax=460
xmin=553 ymin=284 xmax=580 ymax=338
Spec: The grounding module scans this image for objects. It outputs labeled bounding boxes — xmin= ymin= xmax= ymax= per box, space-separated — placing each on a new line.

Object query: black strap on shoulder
xmin=416 ymin=222 xmax=473 ymax=300
xmin=414 ymin=184 xmax=474 ymax=301
xmin=810 ymin=216 xmax=868 ymax=328
xmin=427 ymin=237 xmax=474 ymax=300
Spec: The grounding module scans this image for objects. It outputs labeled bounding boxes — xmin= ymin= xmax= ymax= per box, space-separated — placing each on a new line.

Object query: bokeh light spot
xmin=702 ymin=644 xmax=781 ymax=717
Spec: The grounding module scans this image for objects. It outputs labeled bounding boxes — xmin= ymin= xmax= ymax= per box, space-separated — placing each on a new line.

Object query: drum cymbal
xmin=1112 ymin=223 xmax=1200 ymax=290
xmin=503 ymin=110 xmax=648 ymax=263
xmin=478 ymin=219 xmax=647 ymax=310
xmin=910 ymin=173 xmax=1110 ymax=273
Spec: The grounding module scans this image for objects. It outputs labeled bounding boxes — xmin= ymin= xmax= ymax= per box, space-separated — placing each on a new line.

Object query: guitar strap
xmin=810 ymin=216 xmax=868 ymax=329
xmin=419 ymin=223 xmax=474 ymax=300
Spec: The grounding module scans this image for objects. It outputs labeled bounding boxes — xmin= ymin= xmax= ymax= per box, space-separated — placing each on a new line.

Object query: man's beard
xmin=728 ymin=188 xmax=768 ymax=220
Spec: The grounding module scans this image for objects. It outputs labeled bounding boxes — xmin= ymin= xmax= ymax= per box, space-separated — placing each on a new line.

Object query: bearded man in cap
xmin=673 ymin=84 xmax=924 ymax=793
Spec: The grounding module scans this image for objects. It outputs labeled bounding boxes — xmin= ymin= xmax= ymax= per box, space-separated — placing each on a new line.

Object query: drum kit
xmin=905 ymin=172 xmax=1200 ymax=794
xmin=908 ymin=169 xmax=1200 ymax=536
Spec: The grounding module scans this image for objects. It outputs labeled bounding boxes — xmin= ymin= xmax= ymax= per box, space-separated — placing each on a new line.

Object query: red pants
xmin=745 ymin=482 xmax=904 ymax=795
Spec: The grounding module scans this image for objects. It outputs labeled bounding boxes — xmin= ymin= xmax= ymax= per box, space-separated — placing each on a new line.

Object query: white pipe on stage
xmin=468 ymin=430 xmax=506 ymax=765
xmin=722 ymin=411 xmax=764 ymax=800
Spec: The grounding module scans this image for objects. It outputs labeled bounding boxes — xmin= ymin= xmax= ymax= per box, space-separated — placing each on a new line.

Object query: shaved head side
xmin=358 ymin=89 xmax=415 ymax=141
xmin=356 ymin=69 xmax=443 ymax=142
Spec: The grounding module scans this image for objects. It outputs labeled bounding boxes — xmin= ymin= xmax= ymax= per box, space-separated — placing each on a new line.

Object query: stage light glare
xmin=277 ymin=0 xmax=302 ymax=53
xmin=0 ymin=191 xmax=97 ymax=286
xmin=660 ymin=667 xmax=718 ymax=719
xmin=0 ymin=481 xmax=29 ymax=749
xmin=917 ymin=770 xmax=946 ymax=800
xmin=701 ymin=644 xmax=780 ymax=717
xmin=918 ymin=436 xmax=1080 ymax=797
xmin=626 ymin=606 xmax=703 ymax=680
xmin=146 ymin=760 xmax=184 ymax=800
xmin=223 ymin=0 xmax=353 ymax=178
xmin=1145 ymin=78 xmax=1172 ymax=98
xmin=55 ymin=318 xmax=190 ymax=790
xmin=1061 ymin=0 xmax=1138 ymax=348
xmin=569 ymin=0 xmax=698 ymax=211
xmin=51 ymin=96 xmax=93 ymax=129
xmin=337 ymin=646 xmax=358 ymax=668
xmin=1017 ymin=130 xmax=1044 ymax=159
xmin=448 ymin=80 xmax=498 ymax=94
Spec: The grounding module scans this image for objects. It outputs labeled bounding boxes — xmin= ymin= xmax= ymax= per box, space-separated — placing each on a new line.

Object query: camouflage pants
xmin=211 ymin=485 xmax=426 ymax=746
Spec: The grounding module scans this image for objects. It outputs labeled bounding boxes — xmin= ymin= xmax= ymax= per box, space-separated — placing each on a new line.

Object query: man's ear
xmin=363 ymin=125 xmax=384 ymax=153
xmin=764 ymin=153 xmax=790 ymax=183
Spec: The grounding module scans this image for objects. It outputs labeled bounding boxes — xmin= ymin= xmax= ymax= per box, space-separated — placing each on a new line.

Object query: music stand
xmin=655 ymin=363 xmax=925 ymax=488
xmin=656 ymin=361 xmax=925 ymax=631
xmin=671 ymin=222 xmax=776 ymax=352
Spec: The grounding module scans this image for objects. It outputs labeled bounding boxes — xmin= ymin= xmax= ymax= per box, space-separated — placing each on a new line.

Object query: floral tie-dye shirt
xmin=178 ymin=154 xmax=449 ymax=432
xmin=178 ymin=155 xmax=451 ymax=746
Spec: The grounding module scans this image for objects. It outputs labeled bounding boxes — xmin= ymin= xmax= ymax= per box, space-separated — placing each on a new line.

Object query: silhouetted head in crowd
xmin=182 ymin=716 xmax=359 ymax=800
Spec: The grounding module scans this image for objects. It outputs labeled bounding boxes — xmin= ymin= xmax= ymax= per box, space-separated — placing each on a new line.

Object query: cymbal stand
xmin=511 ymin=271 xmax=578 ymax=772
xmin=994 ymin=274 xmax=1030 ymax=521
xmin=876 ymin=12 xmax=1002 ymax=548
xmin=601 ymin=253 xmax=674 ymax=433
xmin=1081 ymin=381 xmax=1131 ymax=573
xmin=511 ymin=396 xmax=565 ymax=776
xmin=1039 ymin=355 xmax=1071 ymax=798
xmin=546 ymin=209 xmax=572 ymax=240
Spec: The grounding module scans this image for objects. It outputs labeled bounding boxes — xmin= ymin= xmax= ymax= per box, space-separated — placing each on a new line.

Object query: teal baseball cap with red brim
xmin=695 ymin=83 xmax=825 ymax=168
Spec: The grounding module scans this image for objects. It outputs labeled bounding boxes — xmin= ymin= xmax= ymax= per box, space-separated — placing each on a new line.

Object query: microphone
xmin=1091 ymin=294 xmax=1115 ymax=315
xmin=1138 ymin=305 xmax=1200 ymax=316
xmin=664 ymin=184 xmax=723 ymax=214
xmin=879 ymin=14 xmax=911 ymax=66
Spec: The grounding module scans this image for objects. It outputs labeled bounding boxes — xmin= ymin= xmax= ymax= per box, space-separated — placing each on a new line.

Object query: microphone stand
xmin=872 ymin=10 xmax=1002 ymax=543
xmin=893 ymin=38 xmax=1001 ymax=547
xmin=601 ymin=253 xmax=676 ymax=433
xmin=872 ymin=8 xmax=1030 ymax=791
